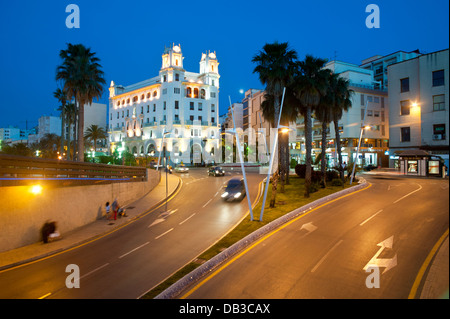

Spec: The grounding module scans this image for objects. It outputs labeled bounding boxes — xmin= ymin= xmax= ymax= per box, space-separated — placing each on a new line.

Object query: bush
xmin=309 ymin=182 xmax=320 ymax=193
xmin=295 ymin=164 xmax=322 ymax=183
xmin=331 ymin=178 xmax=344 ymax=186
xmin=326 ymin=169 xmax=339 ymax=181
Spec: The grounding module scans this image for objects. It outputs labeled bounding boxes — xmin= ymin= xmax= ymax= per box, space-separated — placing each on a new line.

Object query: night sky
xmin=0 ymin=0 xmax=448 ymax=129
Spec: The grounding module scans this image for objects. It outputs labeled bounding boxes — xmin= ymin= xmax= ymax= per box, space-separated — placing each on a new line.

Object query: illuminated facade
xmin=108 ymin=44 xmax=220 ymax=165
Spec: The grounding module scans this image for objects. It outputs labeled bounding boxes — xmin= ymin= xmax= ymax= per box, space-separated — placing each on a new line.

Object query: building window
xmin=211 ymin=117 xmax=215 ymax=123
xmin=174 ymin=114 xmax=179 ymax=121
xmin=163 ymin=101 xmax=166 ymax=110
xmin=200 ymin=89 xmax=205 ymax=99
xmin=401 ymin=127 xmax=411 ymax=142
xmin=147 ymin=93 xmax=151 ymax=99
xmin=211 ymin=80 xmax=215 ymax=87
xmin=360 ymin=94 xmax=365 ymax=106
xmin=163 ymin=75 xmax=167 ymax=82
xmin=153 ymin=91 xmax=157 ymax=97
xmin=432 ymin=70 xmax=445 ymax=87
xmin=198 ymin=103 xmax=202 ymax=111
xmin=211 ymin=104 xmax=215 ymax=112
xmin=374 ymin=111 xmax=380 ymax=117
xmin=174 ymin=88 xmax=180 ymax=94
xmin=175 ymin=73 xmax=179 ymax=81
xmin=433 ymin=124 xmax=446 ymax=140
xmin=162 ymin=88 xmax=167 ymax=95
xmin=147 ymin=105 xmax=149 ymax=113
xmin=193 ymin=88 xmax=199 ymax=98
xmin=400 ymin=78 xmax=410 ymax=92
xmin=186 ymin=87 xmax=192 ymax=98
xmin=400 ymin=100 xmax=410 ymax=115
xmin=153 ymin=104 xmax=156 ymax=112
xmin=190 ymin=115 xmax=194 ymax=121
xmin=433 ymin=94 xmax=445 ymax=111
xmin=175 ymin=101 xmax=179 ymax=109
xmin=381 ymin=97 xmax=385 ymax=108
xmin=210 ymin=92 xmax=216 ymax=98
xmin=190 ymin=102 xmax=194 ymax=110
xmin=367 ymin=110 xmax=373 ymax=116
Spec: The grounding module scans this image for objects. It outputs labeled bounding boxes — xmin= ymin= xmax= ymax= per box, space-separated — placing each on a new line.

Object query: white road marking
xmin=393 ymin=183 xmax=422 ymax=203
xmin=119 ymin=242 xmax=150 ymax=259
xmin=155 ymin=228 xmax=174 ymax=240
xmin=360 ymin=210 xmax=383 ymax=226
xmin=363 ymin=236 xmax=397 ymax=274
xmin=311 ymin=240 xmax=343 ymax=273
xmin=202 ymin=198 xmax=212 ymax=208
xmin=179 ymin=213 xmax=196 ymax=225
xmin=79 ymin=263 xmax=110 ymax=279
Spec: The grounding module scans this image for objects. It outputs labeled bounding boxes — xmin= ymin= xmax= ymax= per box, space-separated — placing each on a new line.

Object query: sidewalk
xmin=0 ymin=173 xmax=181 ymax=271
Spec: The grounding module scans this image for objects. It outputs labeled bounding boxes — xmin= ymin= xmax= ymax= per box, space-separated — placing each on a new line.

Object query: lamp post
xmin=259 ymin=87 xmax=286 ymax=222
xmin=228 ymin=96 xmax=254 ymax=221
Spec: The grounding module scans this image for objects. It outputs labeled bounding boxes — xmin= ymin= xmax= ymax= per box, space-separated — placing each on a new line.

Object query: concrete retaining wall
xmin=0 ymin=169 xmax=160 ymax=253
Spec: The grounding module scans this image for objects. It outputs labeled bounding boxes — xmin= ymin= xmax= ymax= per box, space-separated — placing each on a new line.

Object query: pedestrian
xmin=112 ymin=199 xmax=119 ymax=220
xmin=105 ymin=202 xmax=111 ymax=219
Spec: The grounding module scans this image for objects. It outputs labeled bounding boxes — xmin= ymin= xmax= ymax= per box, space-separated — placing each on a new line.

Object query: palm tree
xmin=84 ymin=124 xmax=107 ymax=152
xmin=331 ymin=77 xmax=353 ymax=183
xmin=63 ymin=102 xmax=77 ymax=160
xmin=54 ymin=88 xmax=68 ymax=158
xmin=292 ymin=55 xmax=329 ymax=197
xmin=315 ymin=71 xmax=336 ymax=187
xmin=56 ymin=43 xmax=106 ymax=162
xmin=252 ymin=42 xmax=298 ymax=207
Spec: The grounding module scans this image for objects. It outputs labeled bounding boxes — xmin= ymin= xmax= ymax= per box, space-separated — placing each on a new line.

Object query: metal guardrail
xmin=0 ymin=154 xmax=147 ymax=186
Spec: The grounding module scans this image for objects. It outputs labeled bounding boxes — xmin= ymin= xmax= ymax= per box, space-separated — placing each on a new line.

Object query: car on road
xmin=364 ymin=164 xmax=377 ymax=171
xmin=174 ymin=164 xmax=189 ymax=173
xmin=221 ymin=178 xmax=246 ymax=201
xmin=208 ymin=166 xmax=225 ymax=177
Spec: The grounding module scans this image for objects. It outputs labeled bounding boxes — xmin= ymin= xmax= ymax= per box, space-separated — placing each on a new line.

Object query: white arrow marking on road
xmin=148 ymin=209 xmax=178 ymax=227
xmin=299 ymin=222 xmax=318 ymax=240
xmin=363 ymin=235 xmax=397 ymax=274
xmin=300 ymin=222 xmax=318 ymax=233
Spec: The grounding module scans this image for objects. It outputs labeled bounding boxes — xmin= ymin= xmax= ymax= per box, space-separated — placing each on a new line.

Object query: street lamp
xmin=228 ymin=96 xmax=254 ymax=221
xmin=259 ymin=87 xmax=287 ymax=222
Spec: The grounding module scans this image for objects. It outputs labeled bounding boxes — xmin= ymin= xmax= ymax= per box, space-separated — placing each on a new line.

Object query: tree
xmin=54 ymin=88 xmax=68 ymax=158
xmin=84 ymin=124 xmax=107 ymax=152
xmin=292 ymin=55 xmax=329 ymax=197
xmin=63 ymin=102 xmax=77 ymax=160
xmin=252 ymin=42 xmax=297 ymax=207
xmin=315 ymin=71 xmax=335 ymax=187
xmin=331 ymin=77 xmax=353 ymax=183
xmin=56 ymin=43 xmax=105 ymax=162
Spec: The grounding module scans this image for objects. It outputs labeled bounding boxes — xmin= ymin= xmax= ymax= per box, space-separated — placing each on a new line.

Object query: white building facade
xmin=108 ymin=44 xmax=221 ymax=165
xmin=387 ymin=48 xmax=449 ymax=169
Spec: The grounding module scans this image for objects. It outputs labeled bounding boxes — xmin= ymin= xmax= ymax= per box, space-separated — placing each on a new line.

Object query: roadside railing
xmin=0 ymin=154 xmax=147 ymax=186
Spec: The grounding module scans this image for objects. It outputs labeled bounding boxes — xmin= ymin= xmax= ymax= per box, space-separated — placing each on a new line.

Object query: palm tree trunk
xmin=270 ymin=95 xmax=281 ymax=207
xmin=334 ymin=119 xmax=345 ymax=185
xmin=304 ymin=106 xmax=312 ymax=198
xmin=67 ymin=123 xmax=71 ymax=160
xmin=60 ymin=109 xmax=65 ymax=159
xmin=279 ymin=132 xmax=286 ymax=193
xmin=285 ymin=136 xmax=290 ymax=185
xmin=320 ymin=121 xmax=328 ymax=187
xmin=77 ymin=99 xmax=85 ymax=162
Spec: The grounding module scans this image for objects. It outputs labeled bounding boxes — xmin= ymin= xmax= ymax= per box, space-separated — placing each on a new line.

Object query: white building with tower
xmin=108 ymin=44 xmax=221 ymax=165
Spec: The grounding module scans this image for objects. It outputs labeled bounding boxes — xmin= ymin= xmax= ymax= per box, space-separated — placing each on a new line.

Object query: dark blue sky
xmin=0 ymin=0 xmax=448 ymax=129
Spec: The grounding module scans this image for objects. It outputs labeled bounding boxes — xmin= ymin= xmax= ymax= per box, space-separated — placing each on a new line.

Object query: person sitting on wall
xmin=41 ymin=221 xmax=61 ymax=243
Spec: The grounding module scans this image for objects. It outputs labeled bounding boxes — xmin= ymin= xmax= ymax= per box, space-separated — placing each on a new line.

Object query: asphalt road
xmin=182 ymin=176 xmax=449 ymax=299
xmin=0 ymin=167 xmax=265 ymax=299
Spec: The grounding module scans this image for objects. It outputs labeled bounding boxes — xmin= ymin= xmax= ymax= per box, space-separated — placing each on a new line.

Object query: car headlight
xmin=234 ymin=192 xmax=241 ymax=198
xmin=215 ymin=170 xmax=219 ymax=174
xmin=221 ymin=192 xmax=229 ymax=198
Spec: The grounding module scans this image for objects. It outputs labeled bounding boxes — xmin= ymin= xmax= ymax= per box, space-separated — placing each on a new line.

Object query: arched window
xmin=200 ymin=89 xmax=205 ymax=99
xmin=141 ymin=94 xmax=145 ymax=101
xmin=153 ymin=90 xmax=157 ymax=97
xmin=127 ymin=98 xmax=130 ymax=104
xmin=186 ymin=87 xmax=192 ymax=98
xmin=147 ymin=92 xmax=151 ymax=99
xmin=116 ymin=101 xmax=120 ymax=107
xmin=193 ymin=88 xmax=199 ymax=99
xmin=133 ymin=96 xmax=138 ymax=103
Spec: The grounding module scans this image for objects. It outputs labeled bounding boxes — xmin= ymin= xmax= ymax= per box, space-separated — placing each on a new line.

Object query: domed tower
xmin=199 ymin=51 xmax=220 ymax=88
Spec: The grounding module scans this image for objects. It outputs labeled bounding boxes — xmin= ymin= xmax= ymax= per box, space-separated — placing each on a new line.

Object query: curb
xmin=0 ymin=176 xmax=182 ymax=272
xmin=155 ymin=179 xmax=369 ymax=299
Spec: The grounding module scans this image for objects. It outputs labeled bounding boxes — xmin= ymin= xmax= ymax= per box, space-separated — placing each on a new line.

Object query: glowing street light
xmin=30 ymin=184 xmax=43 ymax=195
